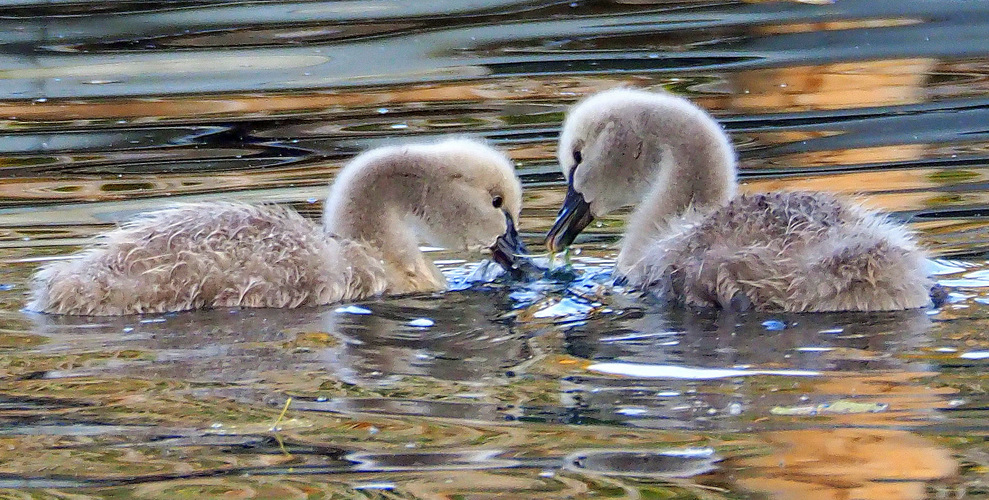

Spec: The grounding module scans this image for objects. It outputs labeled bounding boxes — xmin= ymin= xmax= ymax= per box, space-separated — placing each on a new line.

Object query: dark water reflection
xmin=27 ymin=289 xmax=528 ymax=386
xmin=1 ymin=0 xmax=989 ymax=498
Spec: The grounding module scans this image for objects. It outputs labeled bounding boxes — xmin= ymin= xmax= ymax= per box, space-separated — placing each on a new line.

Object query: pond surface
xmin=1 ymin=1 xmax=988 ymax=498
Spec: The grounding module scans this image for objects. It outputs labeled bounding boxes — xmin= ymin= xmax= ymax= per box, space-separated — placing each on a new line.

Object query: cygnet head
xmin=545 ymin=88 xmax=737 ymax=252
xmin=323 ymin=138 xmax=526 ymax=270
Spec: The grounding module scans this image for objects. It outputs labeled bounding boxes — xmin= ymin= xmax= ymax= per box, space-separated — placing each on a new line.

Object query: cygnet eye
xmin=573 ymin=149 xmax=583 ymax=165
xmin=492 ymin=195 xmax=504 ymax=209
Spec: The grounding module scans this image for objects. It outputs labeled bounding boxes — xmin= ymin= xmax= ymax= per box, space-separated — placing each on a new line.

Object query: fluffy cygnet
xmin=544 ymin=88 xmax=933 ymax=312
xmin=29 ymin=138 xmax=526 ymax=316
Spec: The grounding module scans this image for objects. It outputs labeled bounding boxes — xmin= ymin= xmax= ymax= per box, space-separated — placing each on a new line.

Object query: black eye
xmin=573 ymin=150 xmax=583 ymax=164
xmin=492 ymin=195 xmax=504 ymax=209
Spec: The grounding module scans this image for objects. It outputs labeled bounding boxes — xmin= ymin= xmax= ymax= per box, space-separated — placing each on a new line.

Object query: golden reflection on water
xmin=0 ymin=77 xmax=641 ymax=124
xmin=742 ymin=167 xmax=989 ymax=212
xmin=729 ymin=59 xmax=934 ymax=112
xmin=0 ymin=165 xmax=337 ymax=205
xmin=740 ymin=428 xmax=956 ymax=499
xmin=738 ymin=369 xmax=963 ymax=499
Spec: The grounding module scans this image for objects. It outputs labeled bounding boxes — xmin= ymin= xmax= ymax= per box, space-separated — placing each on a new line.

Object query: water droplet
xmin=354 ymin=483 xmax=395 ymax=491
xmin=588 ymin=362 xmax=818 ymax=379
xmin=408 ymin=318 xmax=435 ymax=328
xmin=335 ymin=305 xmax=372 ymax=315
xmin=761 ymin=320 xmax=786 ymax=331
xmin=617 ymin=407 xmax=648 ymax=416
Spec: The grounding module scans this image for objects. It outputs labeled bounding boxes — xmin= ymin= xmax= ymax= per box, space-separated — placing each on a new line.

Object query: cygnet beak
xmin=490 ymin=211 xmax=530 ymax=279
xmin=544 ymin=177 xmax=594 ymax=253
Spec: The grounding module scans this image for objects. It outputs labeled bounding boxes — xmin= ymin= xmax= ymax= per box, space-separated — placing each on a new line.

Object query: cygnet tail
xmin=796 ymin=239 xmax=934 ymax=312
xmin=27 ymin=257 xmax=122 ymax=315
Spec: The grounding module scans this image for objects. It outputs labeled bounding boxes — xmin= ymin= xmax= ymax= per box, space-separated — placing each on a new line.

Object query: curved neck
xmin=323 ymin=175 xmax=446 ymax=293
xmin=618 ymin=132 xmax=737 ymax=270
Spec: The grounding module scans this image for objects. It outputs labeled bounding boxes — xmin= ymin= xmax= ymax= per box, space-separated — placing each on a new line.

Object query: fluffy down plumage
xmin=623 ymin=192 xmax=931 ymax=312
xmin=545 ymin=88 xmax=933 ymax=312
xmin=28 ymin=203 xmax=389 ymax=315
xmin=29 ymin=138 xmax=523 ymax=315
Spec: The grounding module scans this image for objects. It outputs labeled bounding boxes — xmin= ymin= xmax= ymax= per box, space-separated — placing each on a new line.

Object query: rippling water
xmin=1 ymin=1 xmax=988 ymax=498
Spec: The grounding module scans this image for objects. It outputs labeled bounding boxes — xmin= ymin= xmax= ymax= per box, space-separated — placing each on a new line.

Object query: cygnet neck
xmin=323 ymin=165 xmax=445 ymax=292
xmin=618 ymin=105 xmax=738 ymax=269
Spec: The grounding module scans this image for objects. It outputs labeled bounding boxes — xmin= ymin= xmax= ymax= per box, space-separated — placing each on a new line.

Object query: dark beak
xmin=490 ymin=211 xmax=532 ymax=279
xmin=544 ymin=177 xmax=594 ymax=253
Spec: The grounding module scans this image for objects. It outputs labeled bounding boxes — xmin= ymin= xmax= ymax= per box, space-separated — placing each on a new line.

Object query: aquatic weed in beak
xmin=545 ymin=176 xmax=594 ymax=254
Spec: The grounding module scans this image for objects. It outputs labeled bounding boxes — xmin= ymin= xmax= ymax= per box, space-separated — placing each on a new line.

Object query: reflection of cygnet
xmin=318 ymin=294 xmax=530 ymax=384
xmin=30 ymin=139 xmax=525 ymax=315
xmin=545 ymin=88 xmax=932 ymax=312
